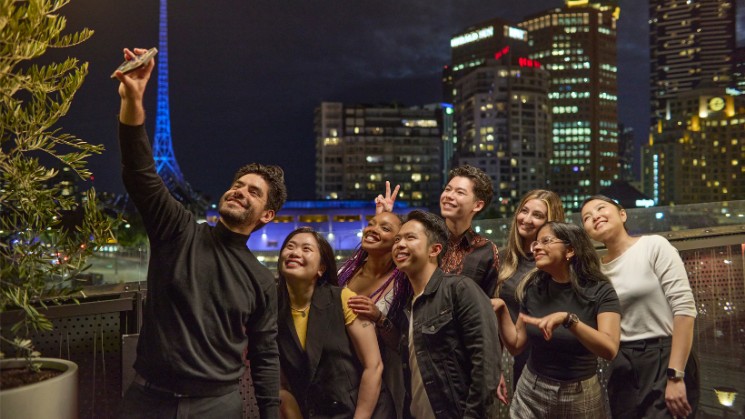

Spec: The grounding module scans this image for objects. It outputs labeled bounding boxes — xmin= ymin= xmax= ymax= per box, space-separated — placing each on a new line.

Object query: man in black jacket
xmin=115 ymin=48 xmax=284 ymax=419
xmin=391 ymin=210 xmax=500 ymax=418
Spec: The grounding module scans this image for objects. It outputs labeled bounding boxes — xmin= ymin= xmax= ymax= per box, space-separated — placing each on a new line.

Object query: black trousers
xmin=607 ymin=337 xmax=699 ymax=419
xmin=120 ymin=382 xmax=243 ymax=419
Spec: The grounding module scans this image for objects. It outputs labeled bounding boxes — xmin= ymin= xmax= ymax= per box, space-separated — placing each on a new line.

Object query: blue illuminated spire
xmin=153 ymin=0 xmax=184 ymax=183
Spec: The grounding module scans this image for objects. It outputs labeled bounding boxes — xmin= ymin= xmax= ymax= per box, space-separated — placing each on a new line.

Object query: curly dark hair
xmin=447 ymin=165 xmax=493 ymax=212
xmin=233 ymin=163 xmax=287 ymax=212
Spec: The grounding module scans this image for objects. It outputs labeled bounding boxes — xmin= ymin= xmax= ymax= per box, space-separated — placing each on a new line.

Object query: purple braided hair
xmin=338 ymin=245 xmax=412 ymax=320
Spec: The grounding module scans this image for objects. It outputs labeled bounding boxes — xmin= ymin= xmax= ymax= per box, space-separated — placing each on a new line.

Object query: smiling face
xmin=439 ymin=176 xmax=484 ymax=223
xmin=279 ymin=232 xmax=325 ymax=282
xmin=361 ymin=212 xmax=401 ymax=254
xmin=218 ymin=173 xmax=274 ymax=232
xmin=580 ymin=199 xmax=626 ymax=243
xmin=392 ymin=220 xmax=440 ymax=275
xmin=516 ymin=198 xmax=549 ymax=245
xmin=532 ymin=225 xmax=573 ymax=278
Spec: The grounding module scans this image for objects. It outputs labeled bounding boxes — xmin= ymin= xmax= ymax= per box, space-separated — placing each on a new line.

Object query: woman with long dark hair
xmin=493 ymin=222 xmax=620 ymax=418
xmin=277 ymin=227 xmax=394 ymax=419
xmin=338 ymin=212 xmax=411 ymax=418
xmin=495 ymin=189 xmax=564 ymax=403
xmin=581 ymin=195 xmax=698 ymax=419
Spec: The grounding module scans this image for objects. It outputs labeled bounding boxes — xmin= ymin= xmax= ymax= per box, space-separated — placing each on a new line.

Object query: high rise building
xmin=642 ymin=87 xmax=745 ymax=204
xmin=453 ymin=62 xmax=551 ymax=216
xmin=519 ymin=0 xmax=621 ymax=210
xmin=649 ymin=0 xmax=736 ymax=125
xmin=617 ymin=124 xmax=637 ymax=182
xmin=315 ymin=102 xmax=444 ymax=209
xmin=445 ymin=19 xmax=551 ymax=215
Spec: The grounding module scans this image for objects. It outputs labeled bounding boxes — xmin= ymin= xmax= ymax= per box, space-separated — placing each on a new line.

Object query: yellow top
xmin=292 ymin=287 xmax=357 ymax=350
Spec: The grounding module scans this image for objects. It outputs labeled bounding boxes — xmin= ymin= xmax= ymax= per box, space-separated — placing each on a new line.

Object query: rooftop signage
xmin=451 ymin=26 xmax=494 ymax=48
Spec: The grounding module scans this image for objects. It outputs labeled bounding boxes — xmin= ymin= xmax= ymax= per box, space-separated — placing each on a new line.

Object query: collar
xmin=214 ymin=221 xmax=251 ymax=249
xmin=420 ymin=268 xmax=445 ymax=297
xmin=449 ymin=227 xmax=478 ymax=249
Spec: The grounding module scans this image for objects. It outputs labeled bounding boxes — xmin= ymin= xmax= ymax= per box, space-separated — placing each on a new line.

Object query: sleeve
xmin=246 ymin=279 xmax=281 ymax=418
xmin=650 ymin=236 xmax=697 ymax=318
xmin=454 ymin=278 xmax=500 ymax=418
xmin=118 ymin=122 xmax=191 ymax=242
xmin=596 ymin=281 xmax=621 ymax=315
xmin=340 ymin=287 xmax=358 ymax=325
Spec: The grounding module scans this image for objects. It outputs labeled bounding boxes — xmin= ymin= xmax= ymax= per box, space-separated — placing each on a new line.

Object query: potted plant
xmin=0 ymin=0 xmax=115 ymax=417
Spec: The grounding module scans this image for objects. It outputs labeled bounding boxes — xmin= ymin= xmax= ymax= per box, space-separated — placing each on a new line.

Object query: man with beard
xmin=115 ymin=48 xmax=286 ymax=419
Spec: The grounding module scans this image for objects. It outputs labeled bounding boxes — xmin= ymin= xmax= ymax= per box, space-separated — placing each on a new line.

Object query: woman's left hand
xmin=520 ymin=312 xmax=567 ymax=341
xmin=347 ymin=295 xmax=382 ymax=323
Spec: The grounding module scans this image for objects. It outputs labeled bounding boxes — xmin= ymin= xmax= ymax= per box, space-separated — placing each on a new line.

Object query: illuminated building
xmin=446 ymin=19 xmax=549 ymax=215
xmin=314 ymin=102 xmax=444 ymax=209
xmin=642 ymin=88 xmax=745 ymax=204
xmin=518 ymin=0 xmax=621 ymax=211
xmin=453 ymin=61 xmax=551 ymax=216
xmin=649 ymin=0 xmax=735 ymax=125
xmin=617 ymin=124 xmax=637 ymax=182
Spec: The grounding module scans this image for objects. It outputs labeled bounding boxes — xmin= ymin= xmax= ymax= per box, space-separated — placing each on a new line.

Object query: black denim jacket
xmin=394 ymin=268 xmax=500 ymax=419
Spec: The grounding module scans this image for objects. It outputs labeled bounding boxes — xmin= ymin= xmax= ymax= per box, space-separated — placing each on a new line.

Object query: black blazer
xmin=278 ymin=280 xmax=394 ymax=419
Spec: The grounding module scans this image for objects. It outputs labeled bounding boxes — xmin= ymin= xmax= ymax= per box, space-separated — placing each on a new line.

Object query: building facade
xmin=453 ymin=62 xmax=552 ymax=216
xmin=519 ymin=0 xmax=621 ymax=210
xmin=649 ymin=0 xmax=736 ymax=126
xmin=315 ymin=102 xmax=444 ymax=209
xmin=642 ymin=88 xmax=745 ymax=204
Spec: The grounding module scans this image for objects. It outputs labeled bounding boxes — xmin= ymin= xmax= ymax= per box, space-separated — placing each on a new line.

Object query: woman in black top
xmin=495 ymin=189 xmax=564 ymax=404
xmin=277 ymin=227 xmax=394 ymax=419
xmin=493 ymin=222 xmax=620 ymax=418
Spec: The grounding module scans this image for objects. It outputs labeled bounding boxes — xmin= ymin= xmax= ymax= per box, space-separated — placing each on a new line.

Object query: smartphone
xmin=110 ymin=48 xmax=158 ymax=79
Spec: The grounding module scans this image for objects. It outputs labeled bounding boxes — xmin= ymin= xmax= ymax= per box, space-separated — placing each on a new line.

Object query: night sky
xmin=55 ymin=0 xmax=649 ymax=203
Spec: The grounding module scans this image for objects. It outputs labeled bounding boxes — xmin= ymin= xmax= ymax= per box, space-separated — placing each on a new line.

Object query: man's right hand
xmin=114 ymin=48 xmax=155 ymax=126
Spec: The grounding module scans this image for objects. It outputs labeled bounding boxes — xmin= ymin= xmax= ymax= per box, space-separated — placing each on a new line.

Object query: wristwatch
xmin=667 ymin=368 xmax=685 ymax=381
xmin=563 ymin=312 xmax=579 ymax=329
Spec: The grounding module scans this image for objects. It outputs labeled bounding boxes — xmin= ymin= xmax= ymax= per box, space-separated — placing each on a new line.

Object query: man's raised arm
xmin=113 ymin=48 xmax=154 ymax=126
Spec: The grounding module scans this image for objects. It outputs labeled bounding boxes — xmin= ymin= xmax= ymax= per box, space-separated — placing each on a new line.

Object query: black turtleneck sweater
xmin=119 ymin=123 xmax=279 ymax=417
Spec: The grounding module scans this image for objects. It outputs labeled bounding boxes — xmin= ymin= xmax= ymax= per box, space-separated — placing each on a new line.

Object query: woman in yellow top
xmin=277 ymin=227 xmax=394 ymax=419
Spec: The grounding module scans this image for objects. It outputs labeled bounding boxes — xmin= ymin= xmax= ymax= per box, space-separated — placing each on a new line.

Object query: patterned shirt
xmin=440 ymin=228 xmax=500 ymax=297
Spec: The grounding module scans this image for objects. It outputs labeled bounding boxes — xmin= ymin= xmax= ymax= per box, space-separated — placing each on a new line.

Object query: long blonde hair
xmin=496 ymin=189 xmax=564 ymax=296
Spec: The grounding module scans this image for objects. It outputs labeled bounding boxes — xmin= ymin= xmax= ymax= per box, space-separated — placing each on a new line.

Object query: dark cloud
xmin=56 ymin=0 xmax=646 ymax=202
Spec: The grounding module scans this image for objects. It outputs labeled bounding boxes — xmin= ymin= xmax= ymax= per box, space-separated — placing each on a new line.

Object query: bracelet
xmin=374 ymin=311 xmax=383 ymax=324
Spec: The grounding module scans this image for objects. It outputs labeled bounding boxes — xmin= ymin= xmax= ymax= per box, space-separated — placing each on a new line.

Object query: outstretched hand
xmin=114 ymin=48 xmax=155 ymax=103
xmin=520 ymin=312 xmax=567 ymax=341
xmin=374 ymin=181 xmax=400 ymax=214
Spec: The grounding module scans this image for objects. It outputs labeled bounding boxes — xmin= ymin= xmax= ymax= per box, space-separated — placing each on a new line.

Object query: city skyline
xmin=59 ymin=0 xmax=648 ymax=202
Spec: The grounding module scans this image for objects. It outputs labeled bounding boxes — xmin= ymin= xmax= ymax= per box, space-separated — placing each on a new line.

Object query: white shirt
xmin=601 ymin=235 xmax=697 ymax=342
xmin=408 ymin=293 xmax=435 ymax=419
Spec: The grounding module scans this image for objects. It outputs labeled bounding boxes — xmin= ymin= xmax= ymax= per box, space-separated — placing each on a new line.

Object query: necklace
xmin=290 ymin=304 xmax=310 ymax=317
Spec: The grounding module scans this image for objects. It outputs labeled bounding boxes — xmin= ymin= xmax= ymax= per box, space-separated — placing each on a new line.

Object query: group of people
xmin=115 ymin=49 xmax=699 ymax=419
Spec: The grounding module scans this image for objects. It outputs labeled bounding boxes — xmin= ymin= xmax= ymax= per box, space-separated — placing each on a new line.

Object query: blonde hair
xmin=496 ymin=189 xmax=564 ymax=296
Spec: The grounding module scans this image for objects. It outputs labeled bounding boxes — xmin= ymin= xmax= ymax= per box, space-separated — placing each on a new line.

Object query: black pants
xmin=608 ymin=337 xmax=699 ymax=419
xmin=120 ymin=382 xmax=243 ymax=419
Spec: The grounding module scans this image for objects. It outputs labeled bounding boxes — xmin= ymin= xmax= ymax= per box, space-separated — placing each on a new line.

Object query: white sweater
xmin=601 ymin=235 xmax=697 ymax=342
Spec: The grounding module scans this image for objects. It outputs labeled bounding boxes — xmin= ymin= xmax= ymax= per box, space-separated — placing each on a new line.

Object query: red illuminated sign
xmin=494 ymin=46 xmax=510 ymax=60
xmin=518 ymin=57 xmax=541 ymax=68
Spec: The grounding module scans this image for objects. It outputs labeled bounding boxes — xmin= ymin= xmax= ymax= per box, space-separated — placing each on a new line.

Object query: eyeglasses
xmin=530 ymin=236 xmax=569 ymax=253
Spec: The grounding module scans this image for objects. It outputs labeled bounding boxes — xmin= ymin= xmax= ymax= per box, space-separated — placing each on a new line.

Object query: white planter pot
xmin=0 ymin=358 xmax=78 ymax=419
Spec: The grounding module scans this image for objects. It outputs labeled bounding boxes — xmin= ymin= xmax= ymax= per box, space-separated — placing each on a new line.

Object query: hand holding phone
xmin=110 ymin=48 xmax=158 ymax=79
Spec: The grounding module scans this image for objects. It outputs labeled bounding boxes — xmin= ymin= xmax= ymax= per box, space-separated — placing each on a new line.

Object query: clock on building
xmin=708 ymin=97 xmax=725 ymax=112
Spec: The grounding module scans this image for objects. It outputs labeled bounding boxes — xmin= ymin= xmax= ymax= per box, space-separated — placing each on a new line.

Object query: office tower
xmin=445 ymin=19 xmax=550 ymax=215
xmin=444 ymin=18 xmax=533 ymax=103
xmin=617 ymin=124 xmax=637 ymax=182
xmin=642 ymin=88 xmax=745 ymax=204
xmin=649 ymin=0 xmax=736 ymax=125
xmin=453 ymin=62 xmax=551 ymax=216
xmin=315 ymin=102 xmax=444 ymax=209
xmin=519 ymin=0 xmax=621 ymax=210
